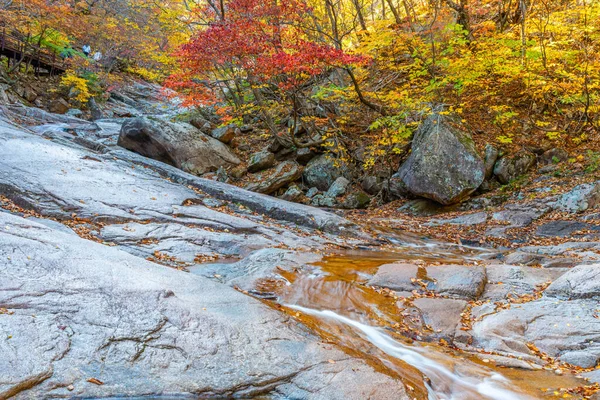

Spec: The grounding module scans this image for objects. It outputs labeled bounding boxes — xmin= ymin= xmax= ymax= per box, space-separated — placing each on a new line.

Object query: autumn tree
xmin=169 ymin=0 xmax=365 ymax=147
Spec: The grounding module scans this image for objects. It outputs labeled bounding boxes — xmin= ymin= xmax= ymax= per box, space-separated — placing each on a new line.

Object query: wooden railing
xmin=0 ymin=27 xmax=68 ymax=74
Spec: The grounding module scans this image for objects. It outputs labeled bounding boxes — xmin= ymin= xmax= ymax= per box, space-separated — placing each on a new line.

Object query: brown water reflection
xmin=260 ymin=246 xmax=587 ymax=399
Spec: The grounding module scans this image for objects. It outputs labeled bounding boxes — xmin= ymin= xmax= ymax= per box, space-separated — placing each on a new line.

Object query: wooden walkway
xmin=0 ymin=29 xmax=68 ymax=74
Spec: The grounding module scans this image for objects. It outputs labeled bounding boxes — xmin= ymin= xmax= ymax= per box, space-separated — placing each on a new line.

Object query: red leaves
xmin=168 ymin=0 xmax=365 ymax=104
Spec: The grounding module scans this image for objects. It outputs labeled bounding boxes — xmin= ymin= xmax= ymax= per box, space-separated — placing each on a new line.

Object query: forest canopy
xmin=1 ymin=0 xmax=599 ymax=169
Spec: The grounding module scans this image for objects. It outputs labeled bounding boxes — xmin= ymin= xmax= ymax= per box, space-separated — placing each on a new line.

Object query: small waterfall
xmin=289 ymin=305 xmax=534 ymax=400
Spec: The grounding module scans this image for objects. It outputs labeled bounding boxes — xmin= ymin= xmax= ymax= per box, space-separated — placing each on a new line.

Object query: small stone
xmin=326 ymin=177 xmax=350 ymax=198
xmin=210 ymin=124 xmax=238 ymax=144
xmin=306 ymin=187 xmax=319 ymax=198
xmin=341 ymin=191 xmax=371 ymax=209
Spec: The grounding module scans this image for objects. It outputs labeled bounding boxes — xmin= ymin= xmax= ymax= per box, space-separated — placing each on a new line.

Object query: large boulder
xmin=245 ymin=161 xmax=303 ymax=194
xmin=493 ymin=151 xmax=536 ymax=184
xmin=49 ymin=98 xmax=70 ymax=114
xmin=341 ymin=191 xmax=371 ymax=209
xmin=118 ymin=117 xmax=240 ymax=175
xmin=395 ymin=114 xmax=485 ymax=205
xmin=303 ymin=155 xmax=351 ymax=191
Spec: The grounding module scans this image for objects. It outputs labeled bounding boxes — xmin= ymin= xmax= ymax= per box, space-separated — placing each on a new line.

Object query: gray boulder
xmin=361 ymin=176 xmax=382 ymax=195
xmin=483 ymin=264 xmax=567 ymax=301
xmin=88 ymin=98 xmax=104 ymax=121
xmin=467 ymin=299 xmax=600 ymax=368
xmin=296 ymin=147 xmax=318 ymax=165
xmin=66 ymin=108 xmax=83 ymax=118
xmin=281 ymin=185 xmax=305 ymax=203
xmin=118 ymin=117 xmax=240 ymax=175
xmin=386 ymin=174 xmax=410 ymax=200
xmin=493 ymin=151 xmax=536 ymax=184
xmin=190 ymin=117 xmax=212 ymax=132
xmin=248 ymin=150 xmax=276 ymax=173
xmin=311 ymin=194 xmax=337 ymax=208
xmin=245 ymin=161 xmax=303 ymax=194
xmin=303 ymin=155 xmax=351 ymax=191
xmin=396 ymin=114 xmax=485 ymax=205
xmin=411 ymin=298 xmax=468 ymax=341
xmin=306 ymin=187 xmax=319 ymax=198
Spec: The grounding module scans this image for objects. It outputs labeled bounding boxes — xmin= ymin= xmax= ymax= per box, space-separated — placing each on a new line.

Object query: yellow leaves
xmin=60 ymin=73 xmax=92 ymax=104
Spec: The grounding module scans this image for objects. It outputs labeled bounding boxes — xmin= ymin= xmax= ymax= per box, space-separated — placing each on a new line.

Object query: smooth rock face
xmin=193 ymin=248 xmax=322 ymax=292
xmin=545 ymin=264 xmax=600 ymax=299
xmin=493 ymin=151 xmax=536 ymax=184
xmin=0 ymin=118 xmax=356 ymax=242
xmin=412 ymin=298 xmax=467 ymax=341
xmin=396 ymin=114 xmax=485 ymax=205
xmin=368 ymin=263 xmax=486 ymax=299
xmin=303 ymin=155 xmax=350 ymax=191
xmin=536 ymin=220 xmax=600 ymax=238
xmin=245 ymin=161 xmax=303 ymax=194
xmin=247 ymin=150 xmax=276 ymax=173
xmin=0 ymin=212 xmax=407 ymax=400
xmin=483 ymin=264 xmax=567 ymax=300
xmin=553 ymin=181 xmax=600 ymax=213
xmin=118 ymin=117 xmax=240 ymax=175
xmin=467 ymin=299 xmax=600 ymax=368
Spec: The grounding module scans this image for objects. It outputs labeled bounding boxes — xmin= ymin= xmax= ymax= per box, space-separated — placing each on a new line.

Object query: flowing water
xmin=255 ymin=232 xmax=587 ymax=400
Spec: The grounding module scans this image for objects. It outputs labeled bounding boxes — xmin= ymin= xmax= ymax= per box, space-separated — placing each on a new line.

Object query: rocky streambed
xmin=0 ymin=84 xmax=599 ymax=399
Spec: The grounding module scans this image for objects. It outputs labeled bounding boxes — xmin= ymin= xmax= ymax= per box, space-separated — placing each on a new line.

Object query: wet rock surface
xmin=0 ymin=103 xmax=410 ymax=399
xmin=369 ymin=263 xmax=486 ymax=299
xmin=0 ymin=212 xmax=407 ymax=399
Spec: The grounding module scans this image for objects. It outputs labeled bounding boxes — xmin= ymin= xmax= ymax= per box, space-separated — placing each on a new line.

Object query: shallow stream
xmin=258 ymin=231 xmax=586 ymax=399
